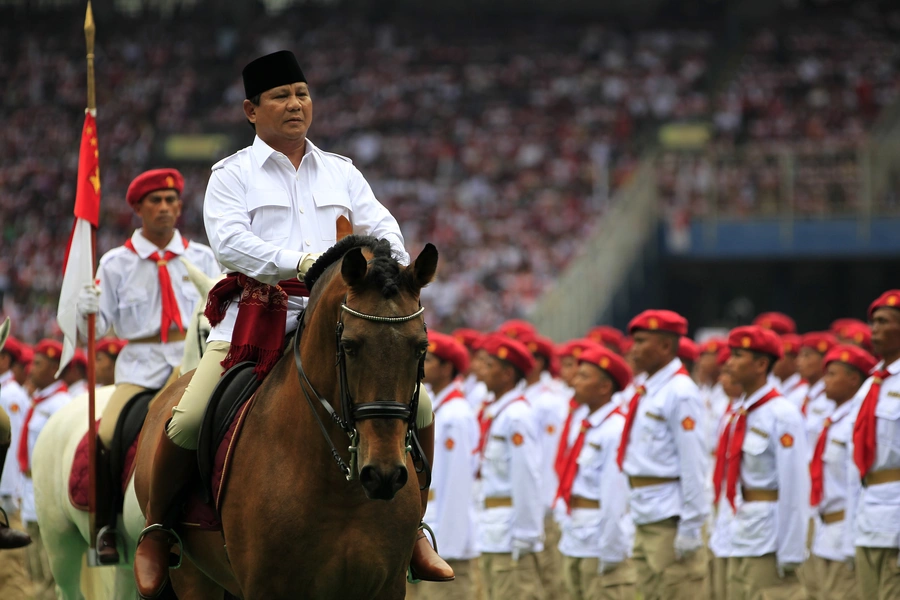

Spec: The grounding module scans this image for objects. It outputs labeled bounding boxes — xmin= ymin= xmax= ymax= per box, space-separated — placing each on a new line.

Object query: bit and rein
xmin=293 ymin=295 xmax=430 ymax=485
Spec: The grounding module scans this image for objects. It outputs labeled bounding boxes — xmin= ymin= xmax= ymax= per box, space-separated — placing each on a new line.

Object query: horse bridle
xmin=293 ymin=295 xmax=431 ymax=488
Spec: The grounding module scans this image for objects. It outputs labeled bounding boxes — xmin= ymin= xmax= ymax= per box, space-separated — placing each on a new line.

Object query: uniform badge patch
xmin=10 ymin=403 xmax=19 ymax=414
xmin=681 ymin=416 xmax=696 ymax=431
xmin=546 ymin=424 xmax=555 ymax=435
xmin=780 ymin=433 xmax=794 ymax=448
xmin=444 ymin=438 xmax=455 ymax=451
xmin=512 ymin=432 xmax=524 ymax=446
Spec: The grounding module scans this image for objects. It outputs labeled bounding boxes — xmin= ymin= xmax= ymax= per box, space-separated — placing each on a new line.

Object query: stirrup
xmin=0 ymin=505 xmax=10 ymax=528
xmin=137 ymin=523 xmax=184 ymax=569
xmin=96 ymin=525 xmax=126 ymax=562
xmin=407 ymin=521 xmax=439 ymax=584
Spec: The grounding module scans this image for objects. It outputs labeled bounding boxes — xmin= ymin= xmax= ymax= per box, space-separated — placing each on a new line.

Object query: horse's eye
xmin=341 ymin=341 xmax=358 ymax=356
xmin=417 ymin=345 xmax=428 ymax=358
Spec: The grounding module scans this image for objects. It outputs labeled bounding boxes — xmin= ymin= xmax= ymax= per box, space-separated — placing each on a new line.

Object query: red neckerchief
xmin=853 ymin=369 xmax=893 ymax=478
xmin=555 ymin=405 xmax=623 ymax=513
xmin=18 ymin=383 xmax=68 ymax=473
xmin=725 ymin=387 xmax=781 ymax=511
xmin=712 ymin=403 xmax=739 ymax=505
xmin=476 ymin=395 xmax=527 ymax=458
xmin=434 ymin=385 xmax=466 ymax=414
xmin=810 ymin=407 xmax=850 ymax=506
xmin=124 ymin=236 xmax=190 ymax=343
xmin=554 ymin=398 xmax=580 ymax=480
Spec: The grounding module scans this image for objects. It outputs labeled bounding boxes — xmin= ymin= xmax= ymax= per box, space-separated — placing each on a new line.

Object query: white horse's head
xmin=180 ymin=259 xmax=223 ymax=373
xmin=0 ymin=317 xmax=10 ymax=352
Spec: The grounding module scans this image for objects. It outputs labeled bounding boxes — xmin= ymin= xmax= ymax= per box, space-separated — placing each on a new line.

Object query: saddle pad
xmin=68 ymin=420 xmax=140 ymax=510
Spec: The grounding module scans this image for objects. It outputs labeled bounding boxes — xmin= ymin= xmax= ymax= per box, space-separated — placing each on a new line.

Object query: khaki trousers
xmin=98 ymin=383 xmax=149 ymax=446
xmin=0 ymin=403 xmax=10 ymax=443
xmin=167 ymin=341 xmax=434 ymax=450
xmin=413 ymin=559 xmax=477 ymax=600
xmin=632 ymin=517 xmax=708 ymax=600
xmin=796 ymin=518 xmax=819 ymax=600
xmin=711 ymin=555 xmax=729 ymax=600
xmin=726 ymin=554 xmax=805 ymax=600
xmin=561 ymin=555 xmax=637 ymax=600
xmin=856 ymin=546 xmax=900 ymax=600
xmin=0 ymin=504 xmax=31 ymax=599
xmin=479 ymin=552 xmax=544 ymax=600
xmin=24 ymin=522 xmax=56 ymax=600
xmin=536 ymin=514 xmax=566 ymax=599
xmin=812 ymin=555 xmax=859 ymax=600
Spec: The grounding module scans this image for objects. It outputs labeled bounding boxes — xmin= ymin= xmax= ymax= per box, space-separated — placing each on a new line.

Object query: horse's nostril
xmin=359 ymin=465 xmax=381 ymax=494
xmin=392 ymin=466 xmax=408 ymax=493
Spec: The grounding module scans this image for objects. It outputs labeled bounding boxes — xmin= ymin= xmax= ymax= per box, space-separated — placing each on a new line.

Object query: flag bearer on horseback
xmin=76 ymin=168 xmax=220 ymax=564
xmin=133 ymin=50 xmax=450 ymax=598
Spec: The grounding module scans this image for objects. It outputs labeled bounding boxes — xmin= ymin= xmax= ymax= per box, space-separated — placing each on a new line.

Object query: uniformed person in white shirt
xmin=134 ymin=50 xmax=445 ymax=597
xmin=774 ymin=334 xmax=806 ymax=401
xmin=451 ymin=329 xmax=490 ymax=412
xmin=556 ymin=346 xmax=635 ymax=600
xmin=417 ymin=332 xmax=480 ymax=600
xmin=59 ymin=350 xmax=88 ymax=398
xmin=721 ymin=326 xmax=809 ymax=600
xmin=475 ymin=334 xmax=544 ymax=600
xmin=95 ymin=337 xmax=127 ymax=387
xmin=845 ymin=290 xmax=900 ymax=599
xmin=76 ymin=167 xmax=220 ymax=563
xmin=617 ymin=309 xmax=709 ymax=600
xmin=0 ymin=333 xmax=31 ymax=550
xmin=808 ymin=345 xmax=876 ymax=600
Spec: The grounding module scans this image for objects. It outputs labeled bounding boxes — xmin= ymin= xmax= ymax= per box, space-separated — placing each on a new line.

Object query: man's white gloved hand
xmin=597 ymin=559 xmax=621 ymax=575
xmin=511 ymin=539 xmax=534 ymax=562
xmin=674 ymin=534 xmax=703 ymax=561
xmin=777 ymin=561 xmax=801 ymax=578
xmin=77 ymin=283 xmax=101 ymax=316
xmin=297 ymin=252 xmax=325 ymax=280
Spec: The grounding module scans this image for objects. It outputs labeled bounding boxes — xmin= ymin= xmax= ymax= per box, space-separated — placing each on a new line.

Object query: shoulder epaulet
xmin=211 ymin=148 xmax=248 ymax=172
xmin=98 ymin=245 xmax=132 ymax=266
xmin=316 ymin=147 xmax=353 ymax=165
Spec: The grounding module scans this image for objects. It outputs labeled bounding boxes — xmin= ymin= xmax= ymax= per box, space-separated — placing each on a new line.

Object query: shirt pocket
xmin=117 ymin=287 xmax=151 ymax=325
xmin=822 ymin=437 xmax=845 ymax=465
xmin=875 ymin=395 xmax=900 ymax=451
xmin=483 ymin=437 xmax=509 ymax=480
xmin=740 ymin=430 xmax=769 ymax=474
xmin=313 ymin=188 xmax=352 ymax=241
xmin=246 ymin=188 xmax=292 ymax=243
xmin=639 ymin=415 xmax=668 ymax=445
xmin=576 ymin=443 xmax=603 ymax=488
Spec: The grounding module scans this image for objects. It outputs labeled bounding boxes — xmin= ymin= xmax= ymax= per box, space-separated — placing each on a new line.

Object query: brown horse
xmin=134 ymin=236 xmax=438 ymax=599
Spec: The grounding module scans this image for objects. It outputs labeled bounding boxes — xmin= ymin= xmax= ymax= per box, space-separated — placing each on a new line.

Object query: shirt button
xmin=299 ymin=207 xmax=304 ymax=214
xmin=305 ymin=239 xmax=311 ymax=246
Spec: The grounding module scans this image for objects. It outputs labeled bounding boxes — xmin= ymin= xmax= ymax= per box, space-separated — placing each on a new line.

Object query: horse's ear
xmin=410 ymin=243 xmax=438 ymax=291
xmin=341 ymin=247 xmax=368 ymax=288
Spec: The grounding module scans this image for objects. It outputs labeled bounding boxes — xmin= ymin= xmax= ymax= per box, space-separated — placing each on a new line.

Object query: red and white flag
xmin=56 ymin=111 xmax=101 ymax=375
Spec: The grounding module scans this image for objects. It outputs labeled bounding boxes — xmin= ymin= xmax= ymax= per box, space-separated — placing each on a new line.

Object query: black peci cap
xmin=242 ymin=50 xmax=307 ymax=99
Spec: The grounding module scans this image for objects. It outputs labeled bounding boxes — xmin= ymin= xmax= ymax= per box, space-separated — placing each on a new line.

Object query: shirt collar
xmin=251 ymin=135 xmax=317 ymax=168
xmin=741 ymin=383 xmax=778 ymax=409
xmin=644 ymin=357 xmax=683 ymax=393
xmin=130 ymin=229 xmax=186 ymax=259
xmin=780 ymin=372 xmax=802 ymax=390
xmin=808 ymin=378 xmax=826 ymax=399
xmin=34 ymin=380 xmax=65 ymax=400
xmin=0 ymin=370 xmax=13 ymax=385
xmin=433 ymin=380 xmax=463 ymax=407
xmin=830 ymin=398 xmax=855 ymax=422
xmin=587 ymin=401 xmax=619 ymax=427
xmin=486 ymin=381 xmax=527 ymax=418
xmin=882 ymin=356 xmax=900 ymax=375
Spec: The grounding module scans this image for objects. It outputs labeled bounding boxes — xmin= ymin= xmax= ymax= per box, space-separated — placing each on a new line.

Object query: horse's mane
xmin=304 ymin=235 xmax=406 ymax=298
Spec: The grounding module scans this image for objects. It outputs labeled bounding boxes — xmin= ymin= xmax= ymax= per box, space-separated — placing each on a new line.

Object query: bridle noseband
xmin=293 ymin=295 xmax=430 ymax=486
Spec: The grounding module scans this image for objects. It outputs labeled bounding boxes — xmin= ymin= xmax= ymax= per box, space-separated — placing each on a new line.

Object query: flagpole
xmin=84 ymin=0 xmax=99 ymax=550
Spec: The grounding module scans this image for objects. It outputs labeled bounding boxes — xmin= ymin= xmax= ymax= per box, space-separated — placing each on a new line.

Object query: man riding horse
xmin=76 ymin=168 xmax=221 ymax=563
xmin=132 ymin=50 xmax=453 ymax=598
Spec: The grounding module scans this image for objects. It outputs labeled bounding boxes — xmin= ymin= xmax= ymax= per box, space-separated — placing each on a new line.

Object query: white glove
xmin=77 ymin=283 xmax=101 ymax=316
xmin=511 ymin=539 xmax=534 ymax=562
xmin=297 ymin=252 xmax=325 ymax=280
xmin=674 ymin=534 xmax=703 ymax=561
xmin=597 ymin=559 xmax=621 ymax=575
xmin=777 ymin=561 xmax=801 ymax=578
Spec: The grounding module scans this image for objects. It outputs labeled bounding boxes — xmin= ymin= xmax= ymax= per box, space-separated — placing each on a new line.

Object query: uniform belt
xmin=863 ymin=468 xmax=900 ymax=487
xmin=569 ymin=496 xmax=600 ymax=510
xmin=129 ymin=330 xmax=187 ymax=344
xmin=628 ymin=476 xmax=680 ymax=488
xmin=820 ymin=510 xmax=845 ymax=525
xmin=427 ymin=489 xmax=435 ymax=502
xmin=484 ymin=497 xmax=513 ymax=509
xmin=742 ymin=488 xmax=778 ymax=502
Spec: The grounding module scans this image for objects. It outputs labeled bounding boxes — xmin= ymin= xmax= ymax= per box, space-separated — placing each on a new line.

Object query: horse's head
xmin=304 ymin=237 xmax=438 ymax=500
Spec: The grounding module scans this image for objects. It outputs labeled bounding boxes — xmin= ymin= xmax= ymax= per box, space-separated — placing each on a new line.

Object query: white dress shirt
xmin=845 ymin=356 xmax=900 ymax=550
xmin=558 ymin=402 xmax=631 ymax=562
xmin=811 ymin=398 xmax=857 ymax=562
xmin=462 ymin=372 xmax=489 ymax=412
xmin=0 ymin=370 xmax=28 ymax=499
xmin=803 ymin=379 xmax=836 ymax=450
xmin=779 ymin=372 xmax=806 ymax=401
xmin=21 ymin=380 xmax=72 ymax=523
xmin=730 ymin=385 xmax=809 ymax=564
xmin=204 ymin=136 xmax=409 ymax=343
xmin=84 ymin=229 xmax=221 ymax=388
xmin=621 ymin=358 xmax=709 ymax=539
xmin=425 ymin=381 xmax=480 ymax=561
xmin=526 ymin=378 xmax=568 ymax=513
xmin=478 ymin=382 xmax=544 ymax=554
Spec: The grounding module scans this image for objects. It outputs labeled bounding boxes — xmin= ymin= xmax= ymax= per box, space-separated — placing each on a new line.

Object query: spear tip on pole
xmin=84 ymin=1 xmax=95 ymax=46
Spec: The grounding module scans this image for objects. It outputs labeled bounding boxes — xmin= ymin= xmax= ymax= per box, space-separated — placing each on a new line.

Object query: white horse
xmin=32 ymin=260 xmax=218 ymax=600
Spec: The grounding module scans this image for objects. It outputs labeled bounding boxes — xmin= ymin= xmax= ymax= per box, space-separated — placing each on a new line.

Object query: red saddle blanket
xmin=68 ymin=396 xmax=257 ymax=530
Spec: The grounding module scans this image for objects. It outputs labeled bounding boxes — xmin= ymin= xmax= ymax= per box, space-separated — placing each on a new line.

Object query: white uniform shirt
xmin=85 ymin=229 xmax=220 ymax=388
xmin=526 ymin=378 xmax=568 ymax=513
xmin=425 ymin=381 xmax=479 ymax=560
xmin=462 ymin=373 xmax=489 ymax=413
xmin=845 ymin=356 xmax=900 ymax=550
xmin=803 ymin=379 xmax=836 ymax=450
xmin=21 ymin=380 xmax=72 ymax=522
xmin=203 ymin=136 xmax=409 ymax=343
xmin=67 ymin=379 xmax=88 ymax=399
xmin=621 ymin=358 xmax=709 ymax=537
xmin=0 ymin=370 xmax=28 ymax=499
xmin=558 ymin=402 xmax=631 ymax=562
xmin=811 ymin=398 xmax=857 ymax=562
xmin=730 ymin=385 xmax=809 ymax=563
xmin=478 ymin=382 xmax=544 ymax=553
xmin=783 ymin=376 xmax=809 ymax=412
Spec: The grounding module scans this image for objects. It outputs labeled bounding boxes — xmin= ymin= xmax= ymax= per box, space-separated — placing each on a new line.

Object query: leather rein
xmin=292 ymin=296 xmax=431 ymax=487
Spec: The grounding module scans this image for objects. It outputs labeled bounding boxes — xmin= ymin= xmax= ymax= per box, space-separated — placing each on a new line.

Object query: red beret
xmin=557 ymin=339 xmax=604 ymax=360
xmin=700 ymin=337 xmax=731 ymax=366
xmin=628 ymin=310 xmax=688 ymax=336
xmin=678 ymin=337 xmax=700 ymax=363
xmin=753 ymin=312 xmax=796 ymax=335
xmin=497 ymin=319 xmax=537 ymax=341
xmin=521 ymin=333 xmax=560 ymax=377
xmin=585 ymin=326 xmax=625 ymax=354
xmin=71 ymin=349 xmax=88 ymax=369
xmin=427 ymin=331 xmax=470 ymax=375
xmin=1 ymin=336 xmax=24 ymax=363
xmin=830 ymin=318 xmax=866 ymax=335
xmin=97 ymin=337 xmax=128 ymax=358
xmin=781 ymin=334 xmax=802 ymax=356
xmin=801 ymin=332 xmax=839 ymax=355
xmin=868 ymin=290 xmax=900 ymax=320
xmin=34 ymin=339 xmax=64 ymax=361
xmin=836 ymin=322 xmax=872 ymax=351
xmin=824 ymin=344 xmax=878 ymax=377
xmin=579 ymin=346 xmax=633 ymax=391
xmin=451 ymin=328 xmax=484 ymax=352
xmin=728 ymin=326 xmax=784 ymax=359
xmin=620 ymin=336 xmax=634 ymax=355
xmin=480 ymin=333 xmax=536 ymax=377
xmin=126 ymin=169 xmax=184 ymax=207
xmin=18 ymin=343 xmax=33 ymax=366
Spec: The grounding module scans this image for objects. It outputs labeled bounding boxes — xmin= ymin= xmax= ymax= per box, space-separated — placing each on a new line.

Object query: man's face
xmin=571 ymin=363 xmax=610 ymax=405
xmin=695 ymin=353 xmax=719 ymax=385
xmin=477 ymin=355 xmax=512 ymax=396
xmin=559 ymin=356 xmax=579 ymax=387
xmin=135 ymin=190 xmax=181 ymax=236
xmin=724 ymin=348 xmax=763 ymax=389
xmin=30 ymin=354 xmax=58 ymax=390
xmin=772 ymin=353 xmax=797 ymax=381
xmin=871 ymin=308 xmax=900 ymax=358
xmin=796 ymin=347 xmax=825 ymax=381
xmin=95 ymin=352 xmax=116 ymax=387
xmin=718 ymin=371 xmax=743 ymax=399
xmin=823 ymin=362 xmax=862 ymax=404
xmin=423 ymin=352 xmax=452 ymax=389
xmin=631 ymin=331 xmax=672 ymax=374
xmin=244 ymin=82 xmax=313 ymax=144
